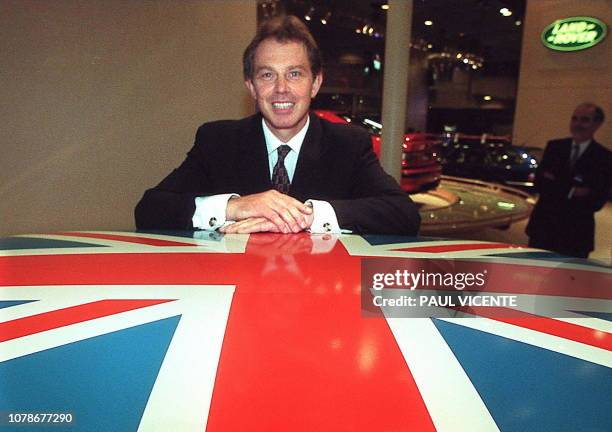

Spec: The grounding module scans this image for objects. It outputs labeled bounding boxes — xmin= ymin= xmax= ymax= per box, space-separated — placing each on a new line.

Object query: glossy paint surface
xmin=0 ymin=231 xmax=610 ymax=431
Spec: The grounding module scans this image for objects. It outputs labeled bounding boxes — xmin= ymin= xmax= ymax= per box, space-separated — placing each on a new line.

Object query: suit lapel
xmin=574 ymin=139 xmax=597 ymax=171
xmin=237 ymin=114 xmax=272 ymax=193
xmin=291 ymin=113 xmax=323 ymax=196
xmin=565 ymin=138 xmax=573 ymax=157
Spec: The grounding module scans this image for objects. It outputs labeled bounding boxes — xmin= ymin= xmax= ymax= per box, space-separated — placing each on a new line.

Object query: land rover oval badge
xmin=541 ymin=16 xmax=607 ymax=51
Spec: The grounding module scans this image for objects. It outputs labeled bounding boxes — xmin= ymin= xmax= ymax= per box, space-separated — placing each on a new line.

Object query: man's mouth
xmin=272 ymin=102 xmax=295 ymax=109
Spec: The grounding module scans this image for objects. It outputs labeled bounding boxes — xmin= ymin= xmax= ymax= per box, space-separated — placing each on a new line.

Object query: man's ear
xmin=245 ymin=79 xmax=257 ymax=100
xmin=311 ymin=72 xmax=323 ymax=98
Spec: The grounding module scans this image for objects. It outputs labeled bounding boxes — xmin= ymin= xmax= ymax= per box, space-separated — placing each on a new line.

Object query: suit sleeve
xmin=134 ymin=126 xmax=212 ymax=230
xmin=329 ymin=133 xmax=421 ymax=236
xmin=570 ymin=145 xmax=612 ymax=212
xmin=533 ymin=140 xmax=572 ymax=200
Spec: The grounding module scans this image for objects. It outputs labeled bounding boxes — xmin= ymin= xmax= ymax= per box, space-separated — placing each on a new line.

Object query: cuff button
xmin=323 ymin=222 xmax=331 ymax=232
xmin=209 ymin=217 xmax=217 ymax=227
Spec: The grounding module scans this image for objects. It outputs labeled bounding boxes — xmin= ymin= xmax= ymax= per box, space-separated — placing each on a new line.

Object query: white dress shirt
xmin=192 ymin=117 xmax=342 ymax=233
xmin=571 ymin=139 xmax=590 ymax=164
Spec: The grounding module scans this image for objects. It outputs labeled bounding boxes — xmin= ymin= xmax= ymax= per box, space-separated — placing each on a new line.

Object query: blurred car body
xmin=314 ymin=110 xmax=441 ymax=193
xmin=439 ymin=134 xmax=538 ymax=189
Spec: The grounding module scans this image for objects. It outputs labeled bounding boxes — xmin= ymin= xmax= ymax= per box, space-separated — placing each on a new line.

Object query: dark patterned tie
xmin=272 ymin=145 xmax=291 ymax=193
xmin=569 ymin=143 xmax=580 ymax=168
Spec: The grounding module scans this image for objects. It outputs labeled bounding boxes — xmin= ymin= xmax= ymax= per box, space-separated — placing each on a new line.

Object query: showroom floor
xmin=444 ymin=201 xmax=612 ymax=265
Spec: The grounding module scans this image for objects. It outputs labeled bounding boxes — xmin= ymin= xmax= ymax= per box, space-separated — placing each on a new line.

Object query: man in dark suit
xmin=526 ymin=103 xmax=611 ymax=258
xmin=135 ymin=15 xmax=420 ymax=235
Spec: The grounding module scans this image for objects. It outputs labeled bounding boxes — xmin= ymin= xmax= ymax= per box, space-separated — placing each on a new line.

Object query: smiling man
xmin=135 ymin=15 xmax=420 ymax=235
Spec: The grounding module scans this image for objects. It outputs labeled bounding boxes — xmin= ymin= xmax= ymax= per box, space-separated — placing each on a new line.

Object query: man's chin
xmin=572 ymin=133 xmax=591 ymax=142
xmin=265 ymin=115 xmax=307 ymax=132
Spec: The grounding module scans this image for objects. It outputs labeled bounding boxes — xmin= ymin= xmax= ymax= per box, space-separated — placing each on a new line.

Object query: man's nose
xmin=275 ymin=76 xmax=288 ymax=92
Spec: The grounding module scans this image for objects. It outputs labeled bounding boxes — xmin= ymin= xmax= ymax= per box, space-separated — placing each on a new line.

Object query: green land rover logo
xmin=541 ymin=16 xmax=607 ymax=51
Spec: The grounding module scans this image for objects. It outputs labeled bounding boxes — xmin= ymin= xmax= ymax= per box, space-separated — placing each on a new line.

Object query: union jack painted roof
xmin=0 ymin=231 xmax=610 ymax=431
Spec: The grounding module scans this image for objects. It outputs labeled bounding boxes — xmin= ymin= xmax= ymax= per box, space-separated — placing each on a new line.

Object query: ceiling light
xmin=381 ymin=4 xmax=389 ymax=10
xmin=483 ymin=95 xmax=492 ymax=101
xmin=304 ymin=6 xmax=315 ymax=21
xmin=321 ymin=11 xmax=331 ymax=25
xmin=500 ymin=8 xmax=512 ymax=17
xmin=515 ymin=20 xmax=522 ymax=26
xmin=427 ymin=43 xmax=433 ymax=49
xmin=424 ymin=20 xmax=433 ymax=26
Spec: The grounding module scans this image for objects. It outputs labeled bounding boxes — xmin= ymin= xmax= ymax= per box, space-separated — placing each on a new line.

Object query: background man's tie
xmin=272 ymin=145 xmax=291 ymax=193
xmin=569 ymin=143 xmax=580 ymax=169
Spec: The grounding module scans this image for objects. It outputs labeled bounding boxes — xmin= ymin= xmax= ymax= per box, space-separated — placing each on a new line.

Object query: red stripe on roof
xmin=0 ymin=299 xmax=174 ymax=342
xmin=54 ymin=232 xmax=195 ymax=247
xmin=460 ymin=307 xmax=611 ymax=351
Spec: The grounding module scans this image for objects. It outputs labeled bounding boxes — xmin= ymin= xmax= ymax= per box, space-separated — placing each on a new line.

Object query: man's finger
xmin=268 ymin=196 xmax=307 ymax=232
xmin=220 ymin=218 xmax=257 ymax=233
xmin=276 ymin=207 xmax=302 ymax=232
xmin=262 ymin=208 xmax=293 ymax=233
xmin=275 ymin=193 xmax=312 ymax=215
xmin=235 ymin=219 xmax=278 ymax=233
xmin=284 ymin=205 xmax=308 ymax=230
xmin=224 ymin=217 xmax=282 ymax=234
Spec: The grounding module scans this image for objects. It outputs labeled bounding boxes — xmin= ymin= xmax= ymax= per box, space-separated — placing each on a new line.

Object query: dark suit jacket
xmin=526 ymin=137 xmax=611 ymax=255
xmin=135 ymin=113 xmax=421 ymax=235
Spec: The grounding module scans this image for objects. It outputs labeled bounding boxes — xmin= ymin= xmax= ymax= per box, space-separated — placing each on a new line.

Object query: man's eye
xmin=288 ymin=70 xmax=302 ymax=79
xmin=259 ymin=72 xmax=274 ymax=80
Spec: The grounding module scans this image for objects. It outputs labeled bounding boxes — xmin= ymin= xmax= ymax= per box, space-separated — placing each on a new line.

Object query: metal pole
xmin=380 ymin=0 xmax=413 ymax=181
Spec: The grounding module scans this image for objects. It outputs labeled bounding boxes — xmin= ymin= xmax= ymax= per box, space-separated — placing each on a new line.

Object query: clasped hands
xmin=220 ymin=190 xmax=314 ymax=234
xmin=542 ymin=171 xmax=591 ymax=198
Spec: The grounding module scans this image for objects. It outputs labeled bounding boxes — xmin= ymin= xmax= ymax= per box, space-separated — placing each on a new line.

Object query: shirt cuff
xmin=306 ymin=199 xmax=342 ymax=233
xmin=192 ymin=194 xmax=239 ymax=230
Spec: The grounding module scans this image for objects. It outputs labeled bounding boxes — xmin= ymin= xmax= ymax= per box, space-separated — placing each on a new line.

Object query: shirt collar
xmin=572 ymin=138 xmax=591 ymax=148
xmin=262 ymin=115 xmax=310 ymax=156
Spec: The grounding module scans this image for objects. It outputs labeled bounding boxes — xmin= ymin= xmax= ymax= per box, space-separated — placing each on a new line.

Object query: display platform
xmin=0 ymin=231 xmax=610 ymax=431
xmin=413 ymin=176 xmax=535 ymax=235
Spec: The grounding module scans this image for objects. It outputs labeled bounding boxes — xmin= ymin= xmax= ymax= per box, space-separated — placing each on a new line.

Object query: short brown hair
xmin=243 ymin=15 xmax=322 ymax=80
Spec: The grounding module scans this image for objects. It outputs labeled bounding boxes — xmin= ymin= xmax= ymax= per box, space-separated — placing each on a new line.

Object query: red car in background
xmin=314 ymin=110 xmax=441 ymax=193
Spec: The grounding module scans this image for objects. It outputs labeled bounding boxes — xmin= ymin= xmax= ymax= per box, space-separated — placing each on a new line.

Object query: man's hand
xmin=225 ymin=190 xmax=313 ymax=233
xmin=220 ymin=217 xmax=279 ymax=234
xmin=221 ymin=210 xmax=315 ymax=234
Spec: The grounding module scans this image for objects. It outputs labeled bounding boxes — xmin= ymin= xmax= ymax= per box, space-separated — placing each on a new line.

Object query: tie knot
xmin=277 ymin=145 xmax=291 ymax=162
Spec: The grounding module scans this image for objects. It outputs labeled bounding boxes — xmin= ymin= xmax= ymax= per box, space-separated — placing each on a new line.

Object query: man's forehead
xmin=254 ymin=39 xmax=309 ymax=64
xmin=254 ymin=63 xmax=308 ymax=71
xmin=573 ymin=105 xmax=596 ymax=117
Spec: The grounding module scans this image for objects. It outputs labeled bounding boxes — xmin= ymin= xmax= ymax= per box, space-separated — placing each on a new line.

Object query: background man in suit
xmin=135 ymin=15 xmax=420 ymax=235
xmin=526 ymin=103 xmax=611 ymax=258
